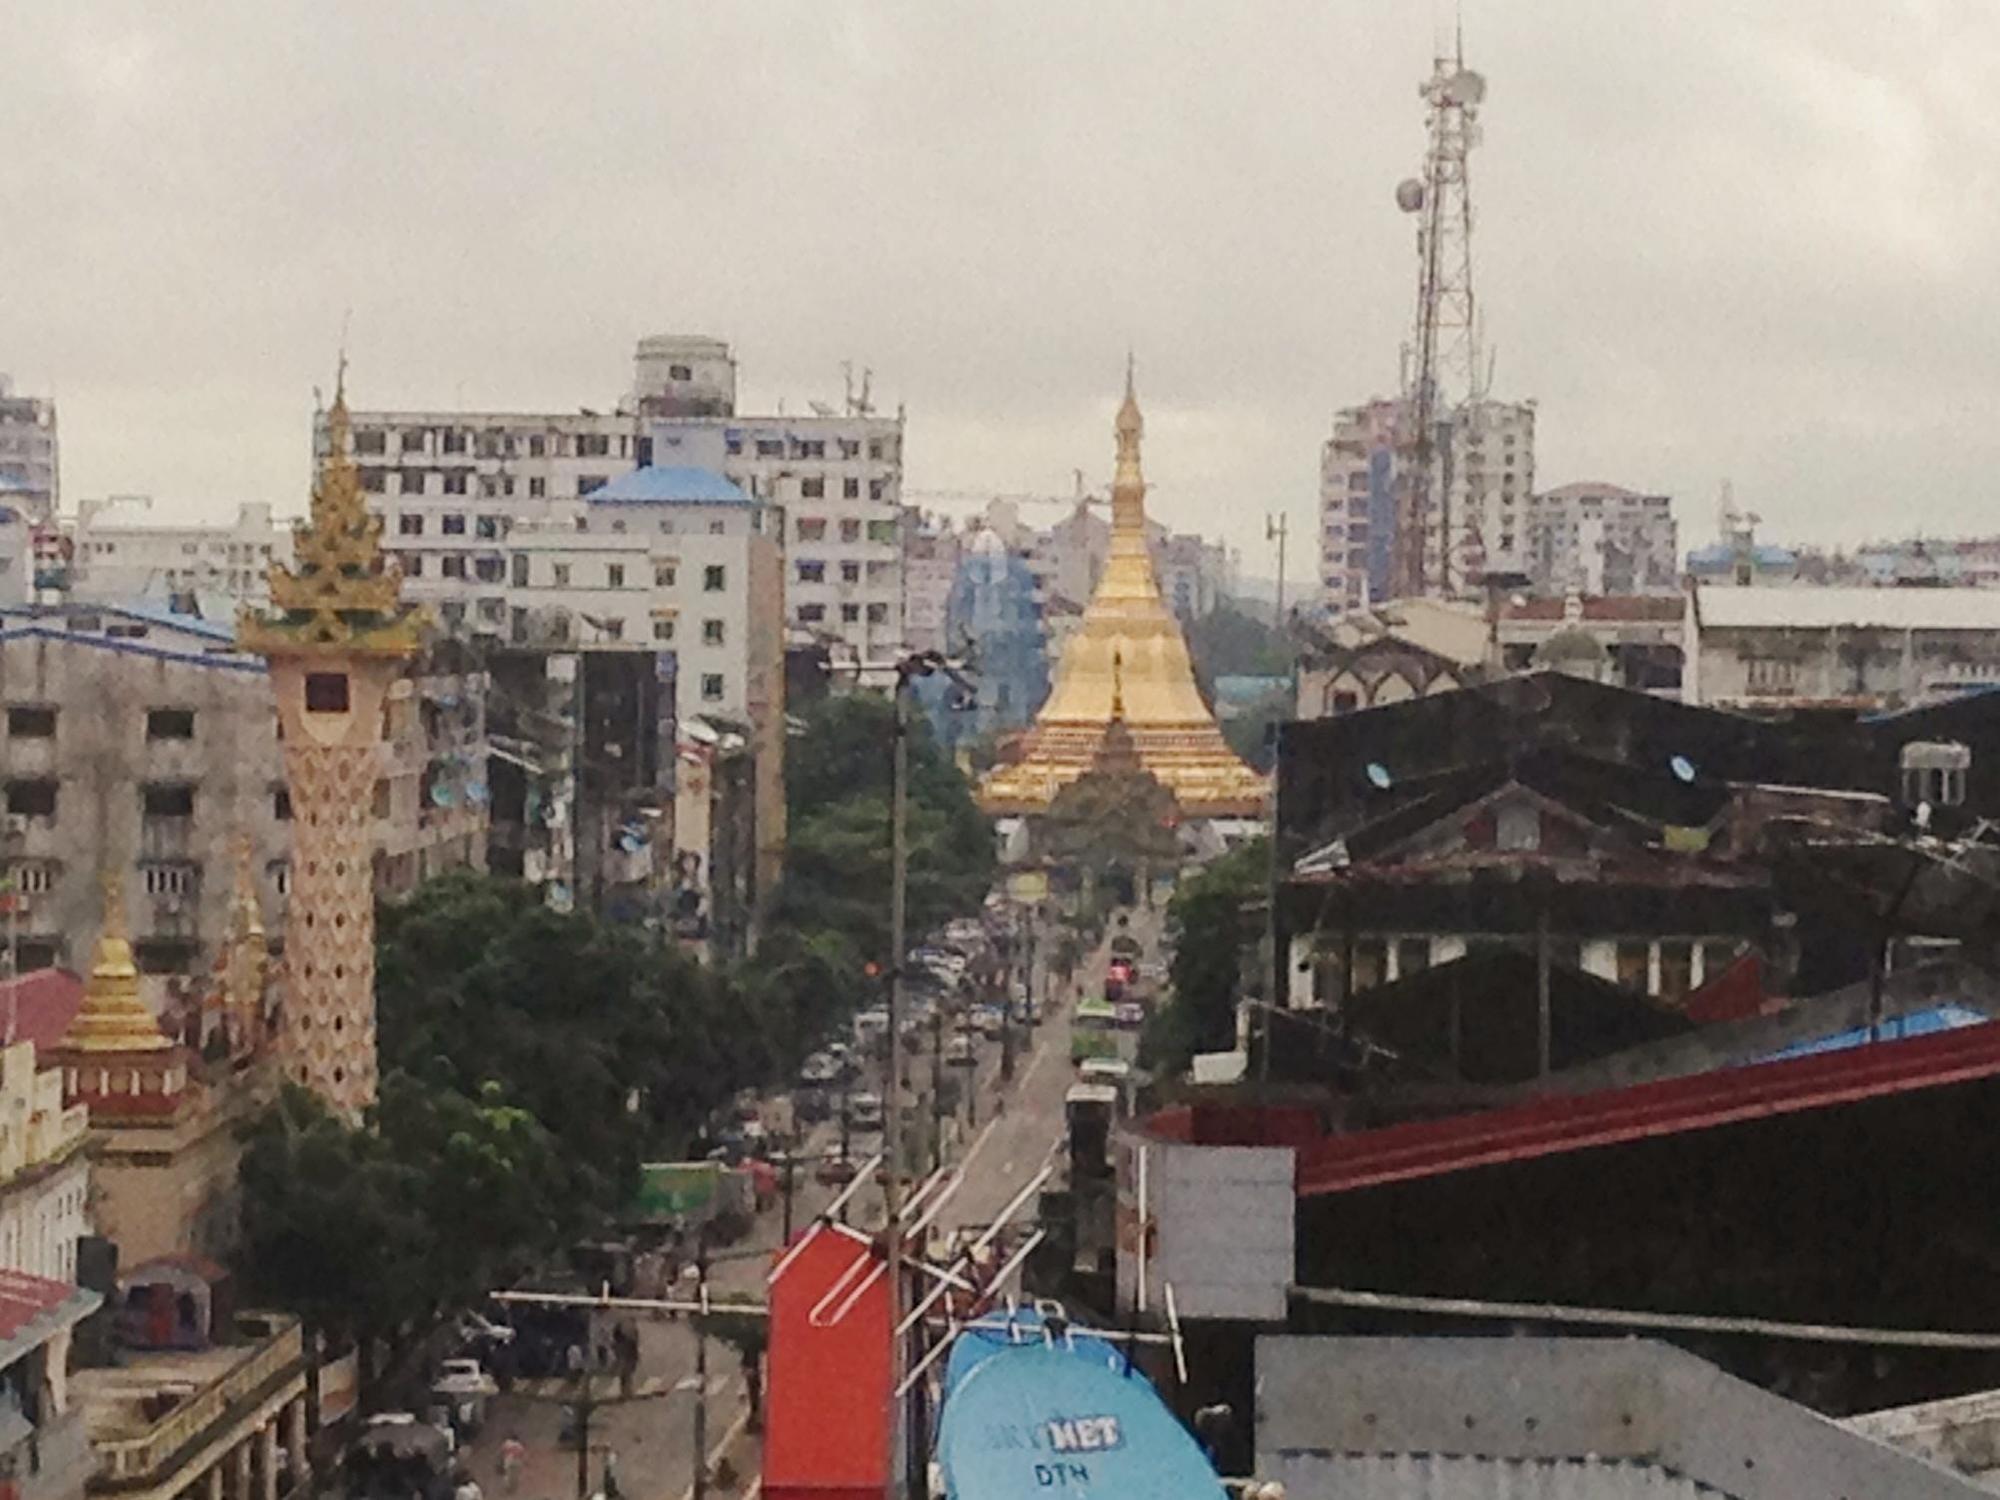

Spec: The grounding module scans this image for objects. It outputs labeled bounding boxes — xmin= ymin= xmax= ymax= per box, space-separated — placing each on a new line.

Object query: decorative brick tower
xmin=240 ymin=369 xmax=424 ymax=1121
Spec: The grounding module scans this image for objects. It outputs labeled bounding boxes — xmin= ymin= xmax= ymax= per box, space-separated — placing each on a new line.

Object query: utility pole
xmin=692 ymin=1230 xmax=710 ymax=1500
xmin=931 ymin=1008 xmax=945 ymax=1173
xmin=886 ymin=657 xmax=916 ymax=1500
xmin=780 ymin=1150 xmax=796 ymax=1244
xmin=1266 ymin=513 xmax=1289 ymax=628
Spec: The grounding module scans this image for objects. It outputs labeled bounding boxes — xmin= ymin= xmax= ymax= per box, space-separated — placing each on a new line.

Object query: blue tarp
xmin=936 ymin=1315 xmax=1224 ymax=1500
xmin=1758 ymin=1004 xmax=1992 ymax=1063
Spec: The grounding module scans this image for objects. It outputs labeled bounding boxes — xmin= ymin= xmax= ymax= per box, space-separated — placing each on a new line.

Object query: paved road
xmin=454 ymin=909 xmax=1154 ymax=1500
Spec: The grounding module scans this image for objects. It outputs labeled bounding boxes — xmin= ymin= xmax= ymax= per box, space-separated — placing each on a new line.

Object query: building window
xmin=599 ymin=618 xmax=624 ymax=641
xmin=476 ymin=515 xmax=501 ymax=540
xmin=477 ymin=597 xmax=505 ymax=624
xmin=441 ymin=430 xmax=468 ymax=456
xmin=797 ymin=561 xmax=824 ymax=584
xmin=702 ymin=674 xmax=725 ymax=701
xmin=272 ymin=788 xmax=292 ymax=821
xmin=866 ymin=519 xmax=897 ymax=544
xmin=442 ymin=513 xmax=467 ymax=535
xmin=141 ymin=783 xmax=195 ymax=818
xmin=441 ymin=555 xmax=467 ymax=579
xmin=359 ymin=468 xmax=388 ymax=494
xmin=474 ymin=556 xmax=504 ymax=583
xmin=439 ymin=600 xmax=466 ymax=627
xmin=795 ymin=439 xmax=827 ymax=459
xmin=579 ymin=475 xmax=608 ymax=496
xmin=653 ymin=618 xmax=675 ymax=641
xmin=608 ymin=564 xmax=626 ymax=589
xmin=146 ymin=709 xmax=196 ymax=740
xmin=141 ymin=862 xmax=199 ymax=898
xmin=353 ymin=429 xmax=387 ymax=456
xmin=400 ymin=471 xmax=426 ymax=496
xmin=577 ymin=434 xmax=611 ymax=458
xmin=133 ymin=940 xmax=197 ymax=976
xmin=528 ymin=435 xmax=546 ymax=458
xmin=654 ymin=564 xmax=677 ymax=587
xmin=269 ymin=859 xmax=290 ymax=896
xmin=798 ymin=604 xmax=825 ymax=623
xmin=553 ymin=563 xmax=571 ymax=587
xmin=843 ymin=478 xmax=860 ymax=500
xmin=304 ymin=672 xmax=350 ymax=714
xmin=403 ymin=553 xmax=424 ymax=578
xmin=443 ymin=471 xmax=469 ymax=495
xmin=398 ymin=514 xmax=424 ymax=536
xmin=840 ymin=603 xmax=860 ymax=624
xmin=703 ymin=619 xmax=725 ymax=646
xmin=3 ymin=862 xmax=50 ymax=896
xmin=801 ymin=477 xmax=826 ymax=499
xmin=5 ymin=781 xmax=56 ymax=819
xmin=704 ymin=565 xmax=725 ymax=592
xmin=841 ymin=562 xmax=861 ymax=583
xmin=512 ymin=554 xmax=530 ymax=586
xmin=755 ymin=439 xmax=784 ymax=458
xmin=529 ymin=477 xmax=547 ymax=499
xmin=839 ymin=439 xmax=861 ymax=460
xmin=797 ymin=518 xmax=827 ymax=542
xmin=1745 ymin=657 xmax=1798 ymax=695
xmin=866 ymin=602 xmax=888 ymax=624
xmin=6 ymin=707 xmax=54 ymax=738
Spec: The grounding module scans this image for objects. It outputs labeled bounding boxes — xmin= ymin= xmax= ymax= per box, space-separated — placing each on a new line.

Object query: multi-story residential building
xmin=0 ymin=1039 xmax=89 ymax=1282
xmin=1525 ymin=482 xmax=1678 ymax=596
xmin=901 ymin=513 xmax=960 ymax=655
xmin=0 ymin=604 xmax=485 ymax=987
xmin=488 ymin=466 xmax=785 ymax=952
xmin=0 ymin=378 xmax=58 ymax=520
xmin=650 ymin=411 xmax=907 ymax=662
xmin=1318 ymin=395 xmax=1536 ymax=607
xmin=67 ymin=500 xmax=292 ymax=609
xmin=930 ymin=529 xmax=1048 ymax=747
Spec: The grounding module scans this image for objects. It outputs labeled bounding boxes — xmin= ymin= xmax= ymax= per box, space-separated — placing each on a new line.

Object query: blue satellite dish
xmin=1669 ymin=754 xmax=1697 ymax=784
xmin=429 ymin=782 xmax=457 ymax=807
xmin=464 ymin=780 xmax=489 ymax=806
xmin=1366 ymin=762 xmax=1394 ymax=791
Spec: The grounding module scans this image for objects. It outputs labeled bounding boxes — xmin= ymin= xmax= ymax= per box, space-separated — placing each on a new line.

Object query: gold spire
xmin=63 ymin=872 xmax=172 ymax=1054
xmin=238 ymin=362 xmax=428 ymax=657
xmin=978 ymin=366 xmax=1267 ymax=818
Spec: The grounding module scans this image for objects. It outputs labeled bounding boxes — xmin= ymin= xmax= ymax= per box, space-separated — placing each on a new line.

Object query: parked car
xmin=848 ymin=1092 xmax=885 ymax=1131
xmin=946 ymin=1034 xmax=976 ymax=1067
xmin=799 ymin=1052 xmax=840 ymax=1085
xmin=1113 ymin=1001 xmax=1145 ymax=1030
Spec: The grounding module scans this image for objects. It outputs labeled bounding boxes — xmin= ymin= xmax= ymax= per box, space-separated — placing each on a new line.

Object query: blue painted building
xmin=926 ymin=531 xmax=1049 ymax=749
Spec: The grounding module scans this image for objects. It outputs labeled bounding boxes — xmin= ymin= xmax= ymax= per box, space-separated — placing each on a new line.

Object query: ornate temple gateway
xmin=978 ymin=370 xmax=1266 ymax=820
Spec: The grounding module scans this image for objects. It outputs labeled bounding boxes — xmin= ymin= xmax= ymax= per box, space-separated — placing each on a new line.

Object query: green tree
xmin=1140 ymin=837 xmax=1268 ymax=1077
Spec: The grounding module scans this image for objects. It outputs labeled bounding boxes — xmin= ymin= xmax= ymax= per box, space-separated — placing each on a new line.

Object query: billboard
xmin=1114 ymin=1131 xmax=1294 ymax=1322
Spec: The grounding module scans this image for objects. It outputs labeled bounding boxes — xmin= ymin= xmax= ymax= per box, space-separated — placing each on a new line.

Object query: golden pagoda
xmin=979 ymin=367 xmax=1268 ymax=818
xmin=64 ymin=873 xmax=173 ymax=1055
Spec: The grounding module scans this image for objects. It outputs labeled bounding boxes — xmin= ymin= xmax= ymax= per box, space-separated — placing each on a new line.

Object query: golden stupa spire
xmin=63 ymin=872 xmax=172 ymax=1054
xmin=238 ymin=359 xmax=427 ymax=657
xmin=976 ymin=363 xmax=1267 ymax=818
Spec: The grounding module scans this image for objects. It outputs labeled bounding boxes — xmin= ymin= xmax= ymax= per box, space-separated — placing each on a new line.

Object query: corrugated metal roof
xmin=588 ymin=465 xmax=748 ymax=506
xmin=1696 ymin=584 xmax=2000 ymax=631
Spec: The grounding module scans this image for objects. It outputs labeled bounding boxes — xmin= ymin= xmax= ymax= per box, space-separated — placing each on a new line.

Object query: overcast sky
xmin=8 ymin=2 xmax=2000 ymax=583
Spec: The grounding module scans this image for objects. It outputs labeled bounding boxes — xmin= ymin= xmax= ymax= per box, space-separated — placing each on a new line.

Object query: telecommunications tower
xmin=1392 ymin=26 xmax=1487 ymax=597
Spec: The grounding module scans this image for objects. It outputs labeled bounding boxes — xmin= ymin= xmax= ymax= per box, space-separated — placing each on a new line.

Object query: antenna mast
xmin=1392 ymin=21 xmax=1486 ymax=598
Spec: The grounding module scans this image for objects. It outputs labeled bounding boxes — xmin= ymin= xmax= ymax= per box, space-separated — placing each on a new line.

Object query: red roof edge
xmin=1296 ymin=1019 xmax=2000 ymax=1199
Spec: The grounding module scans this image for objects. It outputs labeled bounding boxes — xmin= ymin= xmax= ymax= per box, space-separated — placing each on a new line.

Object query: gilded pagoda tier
xmin=978 ymin=368 xmax=1268 ymax=818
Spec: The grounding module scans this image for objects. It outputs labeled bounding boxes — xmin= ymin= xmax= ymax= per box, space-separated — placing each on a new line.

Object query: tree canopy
xmin=1140 ymin=837 xmax=1268 ymax=1078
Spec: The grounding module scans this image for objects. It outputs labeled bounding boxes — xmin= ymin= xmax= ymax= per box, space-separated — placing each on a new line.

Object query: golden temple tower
xmin=239 ymin=368 xmax=425 ymax=1122
xmin=979 ymin=367 xmax=1267 ymax=817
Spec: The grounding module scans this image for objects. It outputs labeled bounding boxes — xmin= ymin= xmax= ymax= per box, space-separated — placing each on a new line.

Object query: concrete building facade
xmin=0 ymin=1040 xmax=89 ymax=1283
xmin=0 ymin=378 xmax=58 ymax=520
xmin=0 ymin=606 xmax=484 ymax=995
xmin=1319 ymin=396 xmax=1535 ymax=608
xmin=1526 ymin=481 xmax=1678 ymax=596
xmin=67 ymin=502 xmax=292 ymax=611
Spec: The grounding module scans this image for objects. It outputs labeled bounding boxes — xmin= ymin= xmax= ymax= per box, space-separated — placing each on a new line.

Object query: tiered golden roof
xmin=979 ymin=367 xmax=1268 ymax=817
xmin=239 ymin=365 xmax=427 ymax=657
xmin=64 ymin=873 xmax=173 ymax=1055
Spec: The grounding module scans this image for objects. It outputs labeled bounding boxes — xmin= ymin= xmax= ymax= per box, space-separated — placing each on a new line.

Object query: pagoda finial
xmin=238 ymin=359 xmax=428 ymax=657
xmin=63 ymin=870 xmax=171 ymax=1055
xmin=1112 ymin=359 xmax=1145 ymax=536
xmin=99 ymin=870 xmax=127 ymax=947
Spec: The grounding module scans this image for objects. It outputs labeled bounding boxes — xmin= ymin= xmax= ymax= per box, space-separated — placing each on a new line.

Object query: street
xmin=456 ymin=912 xmax=1137 ymax=1500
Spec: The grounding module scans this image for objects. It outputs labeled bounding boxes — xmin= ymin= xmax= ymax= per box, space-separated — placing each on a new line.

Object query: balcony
xmin=82 ymin=1317 xmax=306 ymax=1491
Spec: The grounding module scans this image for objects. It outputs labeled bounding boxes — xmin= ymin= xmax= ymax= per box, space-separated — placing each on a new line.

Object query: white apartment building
xmin=503 ymin=467 xmax=775 ymax=724
xmin=0 ymin=1041 xmax=89 ymax=1283
xmin=1526 ymin=482 xmax=1678 ymax=597
xmin=1318 ymin=395 xmax=1535 ymax=607
xmin=0 ymin=377 xmax=58 ymax=520
xmin=67 ymin=498 xmax=293 ymax=608
xmin=902 ymin=515 xmax=961 ymax=654
xmin=649 ymin=412 xmax=907 ymax=661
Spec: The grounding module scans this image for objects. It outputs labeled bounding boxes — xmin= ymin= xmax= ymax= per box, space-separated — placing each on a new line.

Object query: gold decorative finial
xmin=238 ymin=360 xmax=428 ymax=658
xmin=1112 ymin=359 xmax=1146 ymax=537
xmin=63 ymin=870 xmax=172 ymax=1054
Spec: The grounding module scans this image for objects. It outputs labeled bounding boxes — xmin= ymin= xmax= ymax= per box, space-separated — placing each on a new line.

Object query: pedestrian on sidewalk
xmin=498 ymin=1436 xmax=525 ymax=1494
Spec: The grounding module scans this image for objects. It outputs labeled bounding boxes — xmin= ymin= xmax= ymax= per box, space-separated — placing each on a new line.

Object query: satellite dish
xmin=1394 ymin=178 xmax=1426 ymax=213
xmin=1669 ymin=755 xmax=1697 ymax=784
xmin=1445 ymin=68 xmax=1487 ymax=106
xmin=464 ymin=780 xmax=489 ymax=806
xmin=1366 ymin=762 xmax=1394 ymax=791
xmin=429 ymin=782 xmax=458 ymax=807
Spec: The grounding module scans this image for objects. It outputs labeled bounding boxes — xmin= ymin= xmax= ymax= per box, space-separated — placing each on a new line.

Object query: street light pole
xmin=885 ymin=660 xmax=914 ymax=1500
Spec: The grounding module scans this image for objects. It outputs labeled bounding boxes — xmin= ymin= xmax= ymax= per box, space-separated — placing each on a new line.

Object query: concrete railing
xmin=93 ymin=1321 xmax=303 ymax=1486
